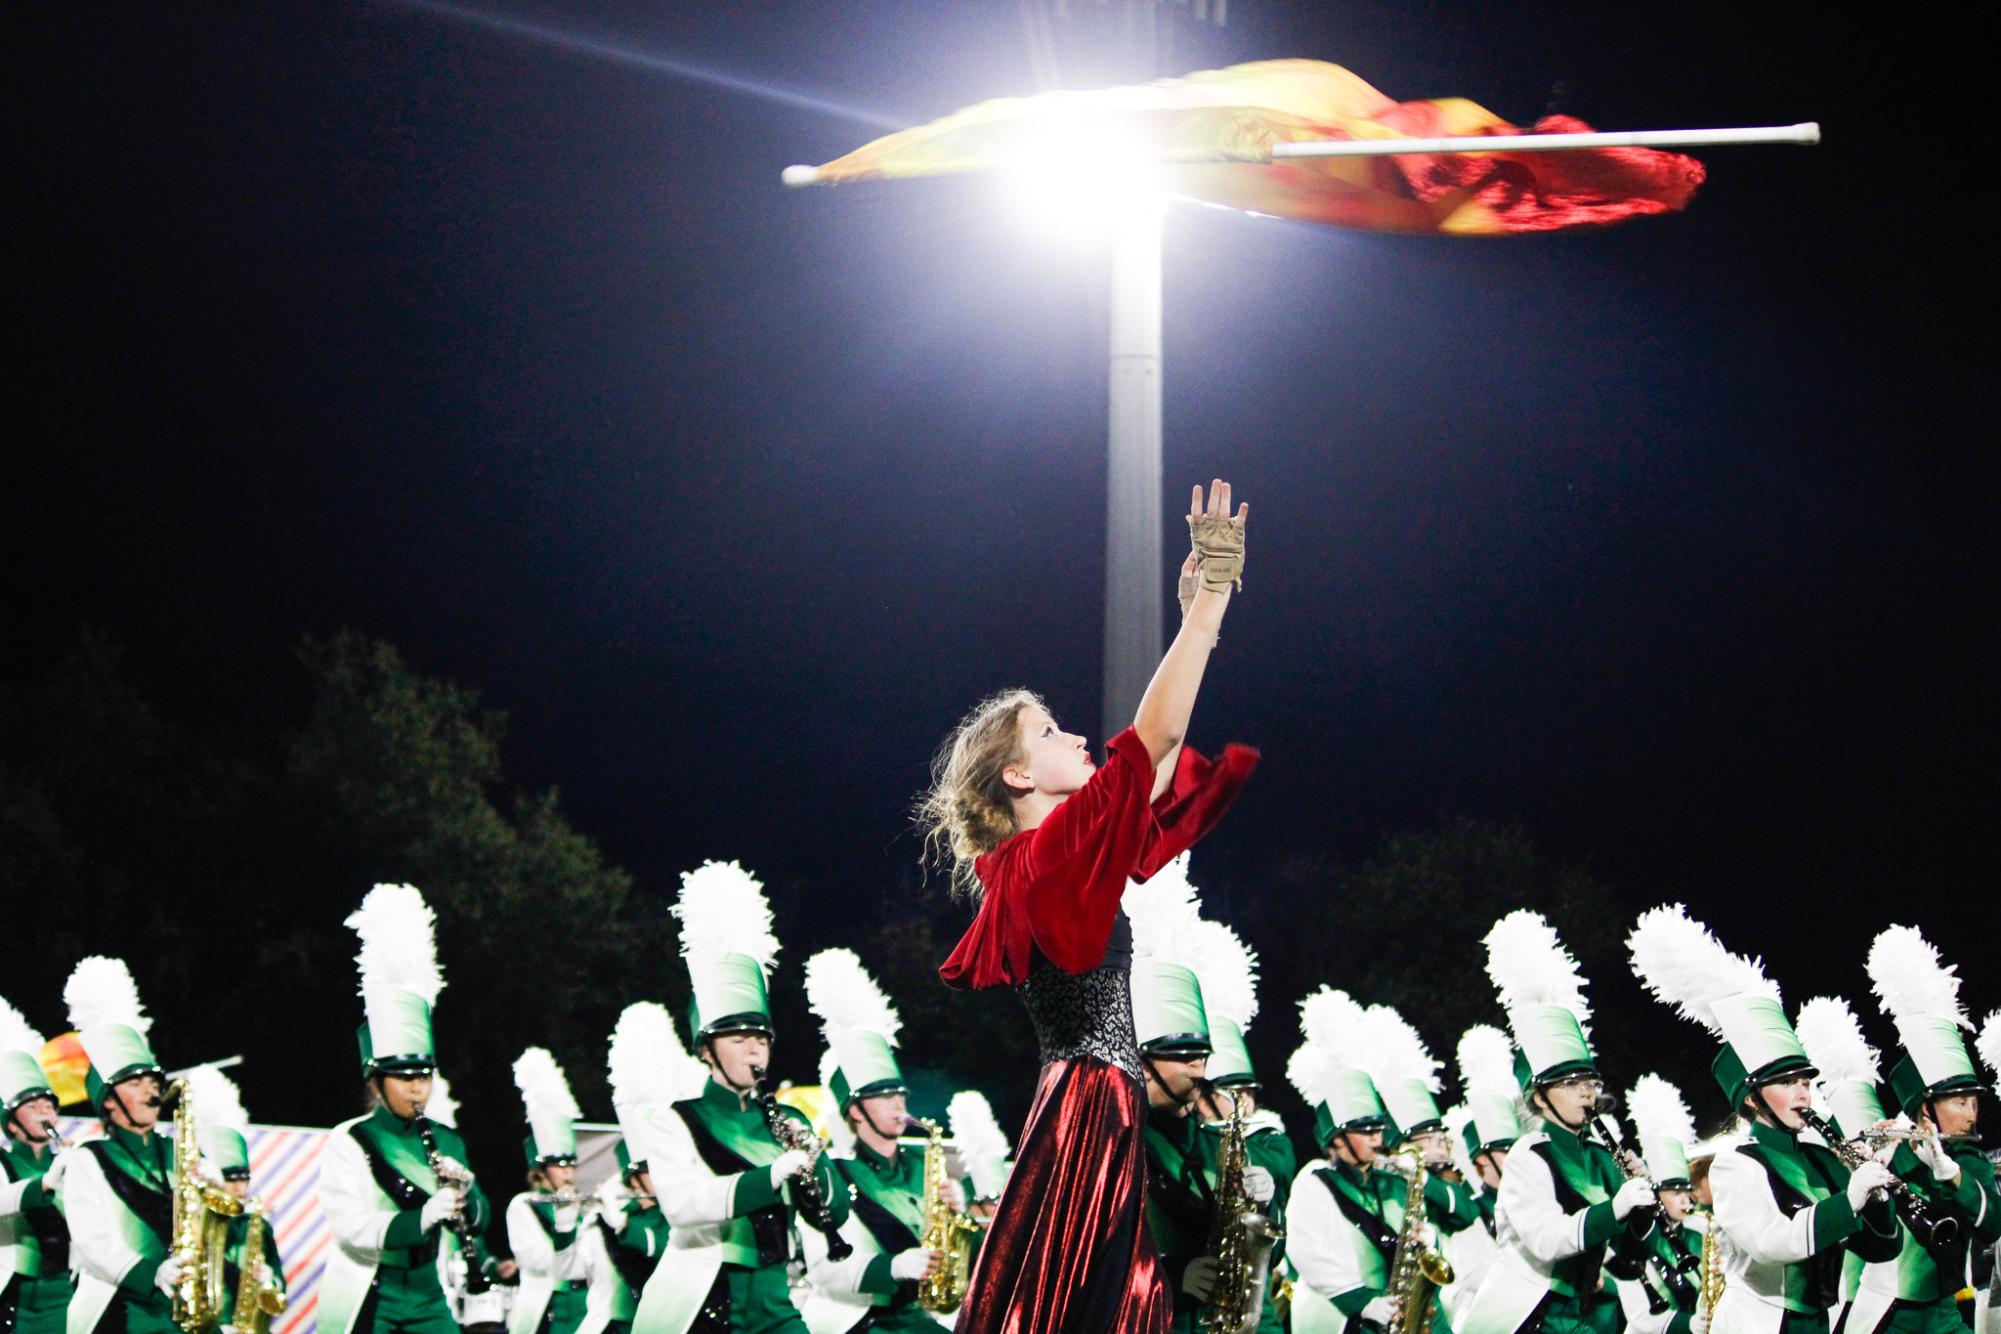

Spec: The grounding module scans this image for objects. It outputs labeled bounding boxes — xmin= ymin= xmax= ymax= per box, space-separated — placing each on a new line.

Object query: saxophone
xmin=229 ymin=1201 xmax=287 ymax=1334
xmin=1379 ymin=1143 xmax=1454 ymax=1334
xmin=1204 ymin=1091 xmax=1284 ymax=1334
xmin=910 ymin=1118 xmax=981 ymax=1313
xmin=167 ymin=1079 xmax=244 ymax=1333
xmin=1696 ymin=1206 xmax=1726 ymax=1326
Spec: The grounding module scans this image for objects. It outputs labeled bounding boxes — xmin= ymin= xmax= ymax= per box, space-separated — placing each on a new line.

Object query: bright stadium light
xmin=998 ymin=121 xmax=1167 ymax=241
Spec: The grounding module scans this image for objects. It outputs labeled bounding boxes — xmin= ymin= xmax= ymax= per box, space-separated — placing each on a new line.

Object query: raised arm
xmin=1134 ymin=479 xmax=1246 ymax=777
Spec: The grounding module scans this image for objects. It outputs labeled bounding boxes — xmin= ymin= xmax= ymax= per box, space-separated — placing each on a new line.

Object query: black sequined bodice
xmin=1017 ymin=910 xmax=1139 ymax=1078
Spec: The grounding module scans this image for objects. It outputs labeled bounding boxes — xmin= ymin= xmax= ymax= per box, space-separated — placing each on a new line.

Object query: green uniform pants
xmin=90 ymin=1291 xmax=175 ymax=1334
xmin=541 ymin=1282 xmax=589 ymax=1334
xmin=717 ymin=1263 xmax=806 ymax=1333
xmin=1529 ymin=1292 xmax=1620 ymax=1334
xmin=1876 ymin=1298 xmax=1973 ymax=1334
xmin=860 ymin=1303 xmax=938 ymax=1331
xmin=4 ymin=1276 xmax=73 ymax=1334
xmin=359 ymin=1263 xmax=460 ymax=1334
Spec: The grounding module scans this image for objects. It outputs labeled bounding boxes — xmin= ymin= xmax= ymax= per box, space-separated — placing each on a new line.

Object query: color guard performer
xmin=1628 ymin=904 xmax=1903 ymax=1334
xmin=320 ymin=885 xmax=497 ymax=1334
xmin=2 ymin=998 xmax=70 ymax=1334
xmin=507 ymin=1049 xmax=590 ymax=1334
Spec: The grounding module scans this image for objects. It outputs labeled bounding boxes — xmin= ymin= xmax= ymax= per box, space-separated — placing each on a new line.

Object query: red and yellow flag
xmin=802 ymin=59 xmax=1703 ymax=234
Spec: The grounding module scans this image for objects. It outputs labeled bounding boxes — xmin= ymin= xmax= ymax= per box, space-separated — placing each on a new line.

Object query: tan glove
xmin=1188 ymin=511 xmax=1245 ymax=594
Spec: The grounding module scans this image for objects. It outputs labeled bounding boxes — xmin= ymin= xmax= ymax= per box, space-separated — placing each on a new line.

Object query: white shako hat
xmin=66 ymin=956 xmax=161 ymax=1109
xmin=347 ymin=883 xmax=443 ymax=1077
xmin=1795 ymin=995 xmax=1888 ymax=1138
xmin=1626 ymin=1073 xmax=1699 ymax=1187
xmin=947 ymin=1090 xmax=1012 ymax=1201
xmin=1456 ymin=1024 xmax=1523 ymax=1154
xmin=186 ymin=1064 xmax=253 ymax=1181
xmin=1483 ymin=910 xmax=1594 ymax=1088
xmin=1360 ymin=1003 xmax=1445 ymax=1142
xmin=514 ymin=1046 xmax=581 ymax=1167
xmin=1124 ymin=854 xmax=1210 ymax=1059
xmin=608 ymin=1001 xmax=706 ymax=1178
xmin=805 ymin=948 xmax=905 ymax=1110
xmin=1866 ymin=925 xmax=1983 ymax=1116
xmin=673 ymin=861 xmax=780 ymax=1044
xmin=1187 ymin=916 xmax=1261 ymax=1089
xmin=0 ymin=995 xmax=54 ymax=1113
xmin=1628 ymin=903 xmax=1810 ymax=1110
xmin=1291 ymin=987 xmax=1389 ymax=1147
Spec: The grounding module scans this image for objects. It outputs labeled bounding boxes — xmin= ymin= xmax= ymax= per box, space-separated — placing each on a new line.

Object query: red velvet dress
xmin=940 ymin=726 xmax=1258 ymax=1333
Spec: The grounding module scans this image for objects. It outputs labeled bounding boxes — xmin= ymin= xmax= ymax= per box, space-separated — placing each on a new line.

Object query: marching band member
xmin=941 ymin=1093 xmax=1009 ymax=1223
xmin=1445 ymin=1104 xmax=1501 ymax=1315
xmin=320 ymin=885 xmax=497 ymax=1334
xmin=1853 ymin=927 xmax=2000 ymax=1334
xmin=1457 ymin=911 xmax=1658 ymax=1334
xmin=2 ymin=997 xmax=70 ymax=1334
xmin=797 ymin=947 xmax=952 ymax=1333
xmin=1795 ymin=994 xmax=1897 ymax=1333
xmin=57 ymin=958 xmax=180 ymax=1334
xmin=579 ymin=1144 xmax=666 ymax=1334
xmin=1283 ymin=987 xmax=1404 ymax=1334
xmin=626 ymin=861 xmax=843 ymax=1334
xmin=1613 ymin=1075 xmax=1704 ymax=1334
xmin=422 ymin=1073 xmax=514 ymax=1332
xmin=184 ymin=1064 xmax=286 ymax=1334
xmin=602 ymin=1004 xmax=700 ymax=1334
xmin=1629 ymin=904 xmax=1903 ymax=1334
xmin=1444 ymin=1023 xmax=1527 ymax=1319
xmin=506 ymin=1049 xmax=590 ymax=1334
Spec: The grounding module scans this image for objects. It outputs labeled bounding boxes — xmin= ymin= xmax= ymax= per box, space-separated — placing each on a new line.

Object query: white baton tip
xmin=781 ymin=164 xmax=821 ymax=187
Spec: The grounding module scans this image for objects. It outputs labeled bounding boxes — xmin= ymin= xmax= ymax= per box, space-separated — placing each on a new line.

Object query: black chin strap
xmin=1535 ymin=1087 xmax=1593 ymax=1135
xmin=702 ymin=1040 xmax=759 ymax=1099
xmin=1142 ymin=1057 xmax=1199 ymax=1111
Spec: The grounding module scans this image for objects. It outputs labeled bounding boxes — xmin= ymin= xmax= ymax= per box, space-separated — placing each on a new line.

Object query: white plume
xmin=673 ymin=861 xmax=780 ymax=970
xmin=346 ymin=884 xmax=444 ymax=1006
xmin=1287 ymin=1039 xmax=1345 ymax=1109
xmin=0 ymin=996 xmax=45 ymax=1053
xmin=817 ymin=1048 xmax=855 ymax=1156
xmin=65 ymin=957 xmax=152 ymax=1037
xmin=1362 ymin=1004 xmax=1442 ymax=1093
xmin=1866 ymin=925 xmax=1968 ymax=1027
xmin=1123 ymin=852 xmax=1201 ymax=962
xmin=1185 ymin=919 xmax=1259 ymax=1030
xmin=1795 ymin=997 xmax=1881 ymax=1084
xmin=1627 ymin=904 xmax=1777 ymax=1035
xmin=804 ymin=949 xmax=902 ymax=1046
xmin=183 ymin=1064 xmax=249 ymax=1134
xmin=609 ymin=1001 xmax=706 ymax=1107
xmin=1483 ymin=911 xmax=1591 ymax=1033
xmin=947 ymin=1089 xmax=1012 ymax=1199
xmin=1976 ymin=1011 xmax=2001 ymax=1081
xmin=1456 ymin=1025 xmax=1518 ymax=1096
xmin=1444 ymin=1103 xmax=1479 ymax=1183
xmin=1626 ymin=1073 xmax=1697 ymax=1149
xmin=426 ymin=1071 xmax=461 ymax=1128
xmin=513 ymin=1047 xmax=581 ymax=1126
xmin=1299 ymin=987 xmax=1375 ymax=1070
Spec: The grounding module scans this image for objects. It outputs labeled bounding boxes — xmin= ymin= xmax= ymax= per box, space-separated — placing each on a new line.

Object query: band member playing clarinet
xmin=321 ymin=885 xmax=496 ymax=1334
xmin=2 ymin=995 xmax=72 ymax=1334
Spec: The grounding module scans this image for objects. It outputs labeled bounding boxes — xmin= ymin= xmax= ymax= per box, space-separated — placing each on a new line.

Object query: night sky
xmin=14 ymin=2 xmax=1995 ymax=1043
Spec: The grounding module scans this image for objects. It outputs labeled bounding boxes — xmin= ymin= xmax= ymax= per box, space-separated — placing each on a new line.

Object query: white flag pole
xmin=1271 ymin=122 xmax=1819 ymax=160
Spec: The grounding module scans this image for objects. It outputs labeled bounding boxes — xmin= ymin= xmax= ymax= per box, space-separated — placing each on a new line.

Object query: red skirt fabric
xmin=955 ymin=1056 xmax=1170 ymax=1333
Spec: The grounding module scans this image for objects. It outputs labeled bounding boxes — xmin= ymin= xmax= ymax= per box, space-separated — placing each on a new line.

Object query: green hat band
xmin=1 ymin=1051 xmax=54 ymax=1110
xmin=830 ymin=1029 xmax=905 ymax=1105
xmin=200 ymin=1126 xmax=250 ymax=1175
xmin=79 ymin=1024 xmax=160 ymax=1105
xmin=1461 ymin=1115 xmax=1515 ymax=1162
xmin=524 ymin=1129 xmax=579 ymax=1167
xmin=1467 ymin=1091 xmax=1521 ymax=1148
xmin=691 ymin=954 xmax=772 ymax=1039
xmin=614 ymin=1139 xmax=647 ymax=1177
xmin=1132 ymin=962 xmax=1210 ymax=1055
xmin=361 ymin=992 xmax=436 ymax=1075
xmin=1205 ymin=1019 xmax=1255 ymax=1086
xmin=1379 ymin=1077 xmax=1443 ymax=1135
xmin=1894 ymin=1016 xmax=1980 ymax=1093
xmin=1823 ymin=1078 xmax=1887 ymax=1139
xmin=1713 ymin=995 xmax=1810 ymax=1085
xmin=830 ymin=1063 xmax=908 ymax=1110
xmin=1510 ymin=1005 xmax=1595 ymax=1086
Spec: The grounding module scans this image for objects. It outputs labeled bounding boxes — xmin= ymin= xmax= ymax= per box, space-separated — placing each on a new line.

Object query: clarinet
xmin=1797 ymin=1109 xmax=1959 ymax=1249
xmin=1588 ymin=1109 xmax=1690 ymax=1262
xmin=415 ymin=1117 xmax=493 ymax=1294
xmin=748 ymin=1067 xmax=852 ymax=1261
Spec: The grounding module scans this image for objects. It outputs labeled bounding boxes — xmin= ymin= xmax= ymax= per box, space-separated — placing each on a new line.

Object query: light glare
xmin=1000 ymin=121 xmax=1166 ymax=242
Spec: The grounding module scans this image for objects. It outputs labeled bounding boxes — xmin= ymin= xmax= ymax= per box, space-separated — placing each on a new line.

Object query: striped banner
xmin=57 ymin=1118 xmax=331 ymax=1334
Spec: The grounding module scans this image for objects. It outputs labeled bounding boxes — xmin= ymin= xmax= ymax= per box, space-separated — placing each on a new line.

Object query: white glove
xmin=420 ymin=1188 xmax=464 ymax=1231
xmin=1690 ymin=1313 xmax=1710 ymax=1334
xmin=1911 ymin=1132 xmax=1961 ymax=1184
xmin=768 ymin=1150 xmax=813 ymax=1188
xmin=41 ymin=1152 xmax=70 ymax=1195
xmin=943 ymin=1177 xmax=967 ymax=1212
xmin=552 ymin=1204 xmax=580 ymax=1232
xmin=1361 ymin=1296 xmax=1398 ymax=1326
xmin=890 ymin=1248 xmax=939 ymax=1281
xmin=1846 ymin=1160 xmax=1896 ymax=1210
xmin=1612 ymin=1178 xmax=1657 ymax=1220
xmin=1243 ymin=1165 xmax=1276 ymax=1203
xmin=153 ymin=1257 xmax=184 ymax=1297
xmin=1181 ymin=1256 xmax=1219 ymax=1302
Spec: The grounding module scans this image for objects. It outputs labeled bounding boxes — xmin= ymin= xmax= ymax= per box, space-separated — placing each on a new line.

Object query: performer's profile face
xmin=378 ymin=1072 xmax=433 ymax=1120
xmin=1925 ymin=1093 xmax=1978 ymax=1137
xmin=225 ymin=1178 xmax=251 ymax=1201
xmin=1003 ymin=708 xmax=1095 ymax=799
xmin=537 ymin=1162 xmax=578 ymax=1192
xmin=7 ymin=1094 xmax=58 ymax=1143
xmin=706 ymin=1033 xmax=770 ymax=1088
xmin=1658 ymin=1187 xmax=1693 ymax=1221
xmin=1475 ymin=1149 xmax=1506 ymax=1188
xmin=109 ymin=1073 xmax=165 ymax=1132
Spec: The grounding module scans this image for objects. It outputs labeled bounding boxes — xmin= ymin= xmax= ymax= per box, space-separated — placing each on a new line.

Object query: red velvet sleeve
xmin=938 ymin=728 xmax=1260 ymax=990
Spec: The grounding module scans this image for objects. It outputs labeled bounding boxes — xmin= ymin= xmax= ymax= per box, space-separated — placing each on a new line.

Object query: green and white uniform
xmin=3 ymin=1013 xmax=71 ymax=1334
xmin=192 ymin=1074 xmax=287 ymax=1334
xmin=1195 ymin=1103 xmax=1296 ymax=1334
xmin=1609 ymin=1077 xmax=1705 ymax=1334
xmin=578 ymin=1146 xmax=667 ymax=1334
xmin=508 ymin=1048 xmax=590 ymax=1334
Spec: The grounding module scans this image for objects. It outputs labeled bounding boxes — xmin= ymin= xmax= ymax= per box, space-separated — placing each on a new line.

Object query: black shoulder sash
xmin=833 ymin=1162 xmax=920 ymax=1258
xmin=1528 ymin=1142 xmax=1611 ymax=1293
xmin=1316 ymin=1167 xmax=1399 ymax=1263
xmin=667 ymin=1103 xmax=790 ymax=1267
xmin=1734 ymin=1144 xmax=1841 ymax=1310
xmin=348 ymin=1124 xmax=432 ymax=1210
xmin=81 ymin=1142 xmax=172 ymax=1247
xmin=593 ymin=1214 xmax=658 ymax=1292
